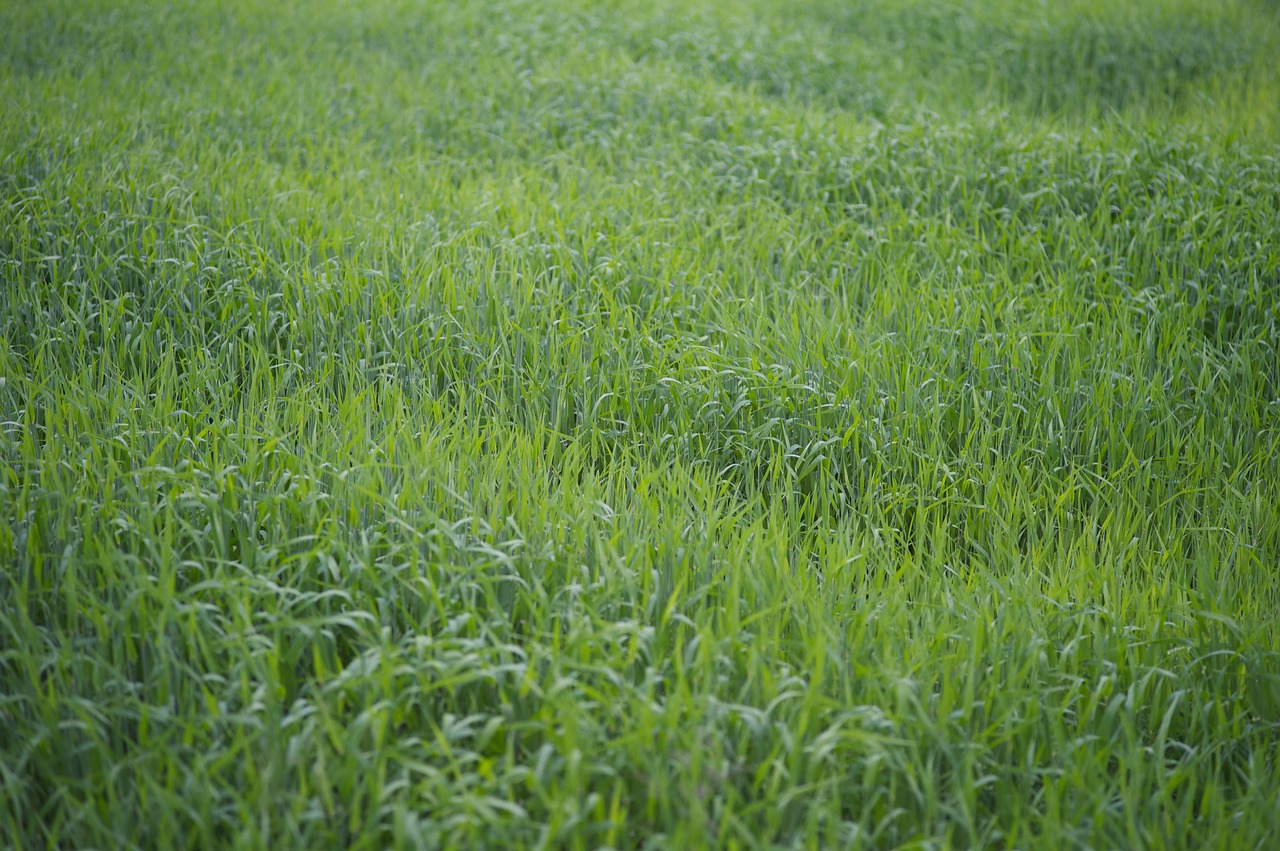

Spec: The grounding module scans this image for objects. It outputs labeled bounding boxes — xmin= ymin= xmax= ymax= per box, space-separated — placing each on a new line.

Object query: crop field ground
xmin=2 ymin=0 xmax=1280 ymax=847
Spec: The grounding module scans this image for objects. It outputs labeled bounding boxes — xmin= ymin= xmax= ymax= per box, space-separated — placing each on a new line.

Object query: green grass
xmin=2 ymin=0 xmax=1280 ymax=847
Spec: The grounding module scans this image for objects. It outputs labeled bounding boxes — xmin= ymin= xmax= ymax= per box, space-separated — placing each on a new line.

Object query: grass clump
xmin=2 ymin=0 xmax=1279 ymax=847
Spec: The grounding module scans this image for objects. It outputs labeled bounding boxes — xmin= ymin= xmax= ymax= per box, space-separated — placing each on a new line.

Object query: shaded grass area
xmin=2 ymin=0 xmax=1280 ymax=847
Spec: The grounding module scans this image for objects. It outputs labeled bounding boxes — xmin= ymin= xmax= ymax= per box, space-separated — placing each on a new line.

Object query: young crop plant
xmin=2 ymin=0 xmax=1278 ymax=848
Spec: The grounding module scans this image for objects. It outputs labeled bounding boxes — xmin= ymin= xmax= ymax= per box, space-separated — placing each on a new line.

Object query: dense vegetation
xmin=2 ymin=0 xmax=1279 ymax=847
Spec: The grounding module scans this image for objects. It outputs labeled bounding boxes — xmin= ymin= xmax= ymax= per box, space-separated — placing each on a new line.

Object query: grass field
xmin=3 ymin=0 xmax=1280 ymax=847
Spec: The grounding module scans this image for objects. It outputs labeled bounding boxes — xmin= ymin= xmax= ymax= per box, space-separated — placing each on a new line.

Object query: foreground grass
xmin=2 ymin=0 xmax=1279 ymax=847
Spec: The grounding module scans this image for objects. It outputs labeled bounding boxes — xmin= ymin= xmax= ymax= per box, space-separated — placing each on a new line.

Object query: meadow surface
xmin=2 ymin=0 xmax=1280 ymax=847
